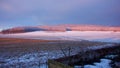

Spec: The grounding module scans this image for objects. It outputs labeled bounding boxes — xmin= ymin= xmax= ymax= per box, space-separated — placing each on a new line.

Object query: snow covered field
xmin=0 ymin=31 xmax=120 ymax=43
xmin=0 ymin=43 xmax=117 ymax=68
xmin=0 ymin=31 xmax=120 ymax=68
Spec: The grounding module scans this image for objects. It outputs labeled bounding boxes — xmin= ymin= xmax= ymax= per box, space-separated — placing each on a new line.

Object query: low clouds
xmin=0 ymin=0 xmax=120 ymax=28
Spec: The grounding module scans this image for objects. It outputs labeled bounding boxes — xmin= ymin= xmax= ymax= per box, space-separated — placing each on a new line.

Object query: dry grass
xmin=0 ymin=38 xmax=57 ymax=45
xmin=0 ymin=38 xmax=109 ymax=58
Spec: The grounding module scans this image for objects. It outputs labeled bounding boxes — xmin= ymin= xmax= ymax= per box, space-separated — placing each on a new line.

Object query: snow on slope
xmin=0 ymin=31 xmax=120 ymax=43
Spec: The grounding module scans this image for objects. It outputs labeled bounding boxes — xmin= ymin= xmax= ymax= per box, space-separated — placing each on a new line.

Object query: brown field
xmin=0 ymin=38 xmax=57 ymax=45
xmin=0 ymin=38 xmax=108 ymax=50
xmin=0 ymin=38 xmax=109 ymax=57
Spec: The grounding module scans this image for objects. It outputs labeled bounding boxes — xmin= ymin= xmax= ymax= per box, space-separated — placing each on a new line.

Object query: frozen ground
xmin=0 ymin=31 xmax=120 ymax=43
xmin=75 ymin=59 xmax=112 ymax=68
xmin=0 ymin=31 xmax=119 ymax=68
xmin=74 ymin=54 xmax=119 ymax=68
xmin=0 ymin=43 xmax=116 ymax=68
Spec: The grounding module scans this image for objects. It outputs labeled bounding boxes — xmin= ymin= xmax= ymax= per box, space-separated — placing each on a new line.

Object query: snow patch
xmin=80 ymin=59 xmax=111 ymax=68
xmin=0 ymin=31 xmax=120 ymax=43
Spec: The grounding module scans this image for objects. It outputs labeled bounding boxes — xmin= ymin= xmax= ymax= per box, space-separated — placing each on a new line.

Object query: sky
xmin=0 ymin=0 xmax=120 ymax=29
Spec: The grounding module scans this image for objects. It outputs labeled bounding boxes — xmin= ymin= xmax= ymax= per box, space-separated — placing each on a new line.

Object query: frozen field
xmin=0 ymin=37 xmax=116 ymax=68
xmin=0 ymin=31 xmax=120 ymax=68
xmin=0 ymin=31 xmax=120 ymax=43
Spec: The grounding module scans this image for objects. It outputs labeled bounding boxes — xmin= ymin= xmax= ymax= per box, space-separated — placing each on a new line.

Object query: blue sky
xmin=0 ymin=0 xmax=120 ymax=29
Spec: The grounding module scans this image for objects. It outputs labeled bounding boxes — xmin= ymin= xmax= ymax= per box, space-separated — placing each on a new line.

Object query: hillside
xmin=1 ymin=24 xmax=120 ymax=34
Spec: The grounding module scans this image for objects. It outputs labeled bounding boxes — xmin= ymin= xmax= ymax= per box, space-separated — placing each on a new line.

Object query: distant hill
xmin=1 ymin=24 xmax=120 ymax=34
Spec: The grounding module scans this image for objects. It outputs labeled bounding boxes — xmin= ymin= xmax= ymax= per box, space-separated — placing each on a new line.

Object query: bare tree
xmin=58 ymin=42 xmax=74 ymax=65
